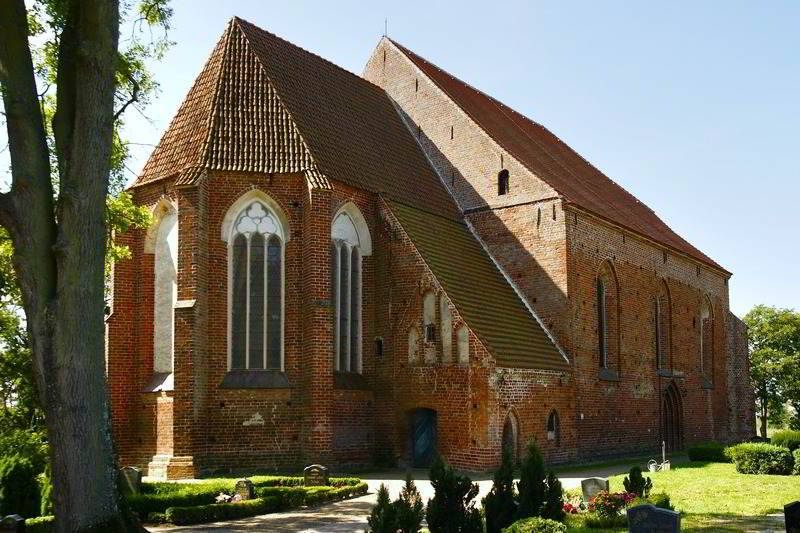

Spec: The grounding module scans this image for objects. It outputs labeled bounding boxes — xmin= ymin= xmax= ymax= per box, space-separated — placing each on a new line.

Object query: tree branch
xmin=113 ymin=71 xmax=140 ymax=121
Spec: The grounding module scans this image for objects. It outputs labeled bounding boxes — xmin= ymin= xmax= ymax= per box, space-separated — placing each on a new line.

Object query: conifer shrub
xmin=0 ymin=454 xmax=41 ymax=518
xmin=395 ymin=473 xmax=425 ymax=533
xmin=540 ymin=472 xmax=565 ymax=522
xmin=483 ymin=449 xmax=518 ymax=533
xmin=515 ymin=440 xmax=546 ymax=521
xmin=622 ymin=466 xmax=652 ymax=497
xmin=425 ymin=456 xmax=482 ymax=533
xmin=367 ymin=483 xmax=397 ymax=533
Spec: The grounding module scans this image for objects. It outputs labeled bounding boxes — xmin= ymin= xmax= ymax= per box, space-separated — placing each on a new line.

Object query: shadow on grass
xmin=565 ymin=512 xmax=785 ymax=533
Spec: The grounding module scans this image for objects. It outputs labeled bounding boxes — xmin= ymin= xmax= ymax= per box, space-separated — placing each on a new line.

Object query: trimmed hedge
xmin=25 ymin=516 xmax=54 ymax=533
xmin=725 ymin=442 xmax=794 ymax=475
xmin=794 ymin=449 xmax=800 ymax=475
xmin=687 ymin=442 xmax=729 ymax=462
xmin=630 ymin=492 xmax=673 ymax=511
xmin=165 ymin=482 xmax=368 ymax=525
xmin=772 ymin=430 xmax=800 ymax=452
xmin=502 ymin=517 xmax=567 ymax=533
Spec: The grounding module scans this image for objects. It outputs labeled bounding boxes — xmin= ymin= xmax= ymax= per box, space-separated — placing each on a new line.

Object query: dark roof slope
xmin=388 ymin=201 xmax=567 ymax=371
xmin=389 ymin=39 xmax=727 ymax=273
xmin=134 ymin=18 xmax=460 ymax=220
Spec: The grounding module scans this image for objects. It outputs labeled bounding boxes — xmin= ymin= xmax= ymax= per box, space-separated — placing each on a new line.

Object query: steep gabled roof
xmin=388 ymin=39 xmax=727 ymax=274
xmin=134 ymin=18 xmax=460 ymax=220
xmin=388 ymin=201 xmax=567 ymax=371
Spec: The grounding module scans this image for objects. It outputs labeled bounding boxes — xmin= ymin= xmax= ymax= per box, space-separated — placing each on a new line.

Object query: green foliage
xmin=725 ymin=442 xmax=794 ymax=475
xmin=622 ymin=466 xmax=652 ymax=497
xmin=395 ymin=472 xmax=425 ymax=533
xmin=515 ymin=440 xmax=546 ymax=521
xmin=24 ymin=516 xmax=54 ymax=533
xmin=425 ymin=456 xmax=483 ymax=533
xmin=581 ymin=512 xmax=629 ymax=529
xmin=540 ymin=472 xmax=565 ymax=522
xmin=771 ymin=429 xmax=800 ymax=452
xmin=0 ymin=429 xmax=48 ymax=473
xmin=501 ymin=516 xmax=567 ymax=533
xmin=367 ymin=484 xmax=397 ymax=533
xmin=794 ymin=449 xmax=800 ymax=475
xmin=588 ymin=491 xmax=632 ymax=519
xmin=633 ymin=491 xmax=674 ymax=511
xmin=165 ymin=496 xmax=281 ymax=525
xmin=0 ymin=454 xmax=41 ymax=518
xmin=484 ymin=450 xmax=518 ymax=533
xmin=39 ymin=464 xmax=53 ymax=517
xmin=687 ymin=442 xmax=731 ymax=462
xmin=744 ymin=305 xmax=800 ymax=437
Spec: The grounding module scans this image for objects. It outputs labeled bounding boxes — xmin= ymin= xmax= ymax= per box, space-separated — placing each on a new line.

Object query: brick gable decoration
xmin=109 ymin=17 xmax=754 ymax=478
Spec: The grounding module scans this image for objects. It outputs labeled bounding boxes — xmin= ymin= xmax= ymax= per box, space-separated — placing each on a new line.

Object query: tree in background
xmin=395 ymin=472 xmax=425 ymax=533
xmin=426 ymin=457 xmax=483 ymax=533
xmin=744 ymin=305 xmax=800 ymax=437
xmin=0 ymin=0 xmax=170 ymax=530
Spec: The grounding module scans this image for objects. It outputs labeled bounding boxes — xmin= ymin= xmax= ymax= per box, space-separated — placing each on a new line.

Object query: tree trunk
xmin=0 ymin=0 xmax=141 ymax=531
xmin=760 ymin=397 xmax=768 ymax=438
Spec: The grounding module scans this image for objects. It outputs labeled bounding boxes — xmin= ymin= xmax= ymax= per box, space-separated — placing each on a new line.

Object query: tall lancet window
xmin=148 ymin=200 xmax=178 ymax=376
xmin=331 ymin=203 xmax=372 ymax=374
xmin=223 ymin=194 xmax=286 ymax=371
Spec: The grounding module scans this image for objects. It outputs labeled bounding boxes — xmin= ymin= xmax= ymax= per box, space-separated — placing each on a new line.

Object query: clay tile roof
xmin=134 ymin=18 xmax=459 ymax=220
xmin=387 ymin=200 xmax=567 ymax=371
xmin=389 ymin=39 xmax=728 ymax=274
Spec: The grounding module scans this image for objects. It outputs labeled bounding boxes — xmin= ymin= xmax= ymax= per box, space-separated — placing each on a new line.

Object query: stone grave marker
xmin=580 ymin=477 xmax=609 ymax=501
xmin=0 ymin=515 xmax=25 ymax=533
xmin=235 ymin=479 xmax=255 ymax=500
xmin=303 ymin=464 xmax=329 ymax=486
xmin=786 ymin=501 xmax=800 ymax=533
xmin=627 ymin=503 xmax=680 ymax=533
xmin=119 ymin=466 xmax=142 ymax=495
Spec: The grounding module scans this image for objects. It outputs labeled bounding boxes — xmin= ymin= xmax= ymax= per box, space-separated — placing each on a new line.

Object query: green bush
xmin=367 ymin=484 xmax=396 ymax=533
xmin=502 ymin=516 xmax=567 ymax=533
xmin=771 ymin=430 xmax=800 ymax=452
xmin=793 ymin=449 xmax=800 ymax=475
xmin=395 ymin=473 xmax=425 ymax=533
xmin=515 ymin=440 xmax=546 ymax=520
xmin=582 ymin=513 xmax=628 ymax=529
xmin=483 ymin=450 xmax=518 ymax=533
xmin=39 ymin=465 xmax=53 ymax=517
xmin=687 ymin=442 xmax=730 ymax=462
xmin=630 ymin=491 xmax=673 ymax=511
xmin=165 ymin=496 xmax=281 ymax=525
xmin=425 ymin=457 xmax=483 ymax=533
xmin=0 ymin=430 xmax=49 ymax=474
xmin=248 ymin=475 xmax=361 ymax=488
xmin=128 ymin=485 xmax=226 ymax=518
xmin=622 ymin=466 xmax=652 ymax=497
xmin=540 ymin=472 xmax=565 ymax=522
xmin=0 ymin=454 xmax=41 ymax=518
xmin=25 ymin=516 xmax=54 ymax=533
xmin=725 ymin=442 xmax=794 ymax=475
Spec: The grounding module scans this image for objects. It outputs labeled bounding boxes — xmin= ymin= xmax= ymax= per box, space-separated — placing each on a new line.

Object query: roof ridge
xmin=198 ymin=18 xmax=235 ymax=170
xmin=233 ymin=16 xmax=387 ymax=95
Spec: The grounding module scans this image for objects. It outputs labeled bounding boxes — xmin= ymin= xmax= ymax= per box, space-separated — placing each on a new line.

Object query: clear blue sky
xmin=14 ymin=1 xmax=800 ymax=317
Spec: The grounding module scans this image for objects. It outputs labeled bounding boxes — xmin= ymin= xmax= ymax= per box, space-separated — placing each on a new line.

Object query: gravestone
xmin=627 ymin=503 xmax=680 ymax=533
xmin=235 ymin=479 xmax=255 ymax=500
xmin=119 ymin=466 xmax=142 ymax=495
xmin=0 ymin=515 xmax=25 ymax=533
xmin=303 ymin=464 xmax=329 ymax=486
xmin=786 ymin=501 xmax=800 ymax=533
xmin=580 ymin=477 xmax=609 ymax=501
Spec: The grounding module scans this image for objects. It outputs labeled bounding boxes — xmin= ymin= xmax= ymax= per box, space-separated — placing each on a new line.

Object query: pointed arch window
xmin=701 ymin=297 xmax=714 ymax=384
xmin=498 ymin=169 xmax=510 ymax=196
xmin=596 ymin=261 xmax=619 ymax=375
xmin=146 ymin=200 xmax=178 ymax=378
xmin=547 ymin=410 xmax=560 ymax=445
xmin=597 ymin=278 xmax=608 ymax=368
xmin=331 ymin=204 xmax=372 ymax=374
xmin=655 ymin=280 xmax=671 ymax=371
xmin=225 ymin=197 xmax=286 ymax=371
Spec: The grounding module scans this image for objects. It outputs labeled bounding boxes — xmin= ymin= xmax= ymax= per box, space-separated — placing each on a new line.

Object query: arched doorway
xmin=410 ymin=408 xmax=437 ymax=467
xmin=501 ymin=412 xmax=519 ymax=463
xmin=662 ymin=382 xmax=683 ymax=452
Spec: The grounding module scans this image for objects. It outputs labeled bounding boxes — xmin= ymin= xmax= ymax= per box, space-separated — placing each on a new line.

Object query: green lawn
xmin=565 ymin=461 xmax=798 ymax=532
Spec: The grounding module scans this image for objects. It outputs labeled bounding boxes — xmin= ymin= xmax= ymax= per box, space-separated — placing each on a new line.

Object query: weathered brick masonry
xmin=108 ymin=18 xmax=754 ymax=478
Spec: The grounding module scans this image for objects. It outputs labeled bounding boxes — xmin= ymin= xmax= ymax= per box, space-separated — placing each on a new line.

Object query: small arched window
xmin=502 ymin=412 xmax=519 ymax=462
xmin=655 ymin=280 xmax=672 ymax=371
xmin=440 ymin=294 xmax=452 ymax=362
xmin=547 ymin=410 xmax=560 ymax=445
xmin=597 ymin=278 xmax=608 ymax=368
xmin=423 ymin=292 xmax=436 ymax=343
xmin=408 ymin=328 xmax=419 ymax=363
xmin=331 ymin=203 xmax=371 ymax=374
xmin=701 ymin=297 xmax=713 ymax=382
xmin=498 ymin=169 xmax=509 ymax=196
xmin=225 ymin=198 xmax=285 ymax=371
xmin=147 ymin=200 xmax=178 ymax=376
xmin=596 ymin=261 xmax=619 ymax=372
xmin=457 ymin=325 xmax=469 ymax=364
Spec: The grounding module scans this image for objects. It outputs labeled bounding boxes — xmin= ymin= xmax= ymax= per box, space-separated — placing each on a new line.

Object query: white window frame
xmin=222 ymin=191 xmax=289 ymax=372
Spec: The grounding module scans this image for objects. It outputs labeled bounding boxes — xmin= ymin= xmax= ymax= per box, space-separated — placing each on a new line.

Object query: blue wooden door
xmin=411 ymin=408 xmax=437 ymax=467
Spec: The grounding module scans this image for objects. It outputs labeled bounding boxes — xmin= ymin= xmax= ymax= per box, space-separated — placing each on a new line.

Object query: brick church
xmin=107 ymin=17 xmax=754 ymax=479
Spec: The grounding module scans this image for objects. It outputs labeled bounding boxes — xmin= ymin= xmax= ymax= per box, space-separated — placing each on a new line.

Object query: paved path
xmin=149 ymin=454 xmax=701 ymax=532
